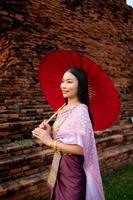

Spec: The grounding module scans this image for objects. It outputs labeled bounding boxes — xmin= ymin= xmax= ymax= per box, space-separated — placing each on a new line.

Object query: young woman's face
xmin=60 ymin=71 xmax=79 ymax=99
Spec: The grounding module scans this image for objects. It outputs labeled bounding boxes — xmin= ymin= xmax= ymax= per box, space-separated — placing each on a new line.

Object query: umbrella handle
xmin=46 ymin=103 xmax=66 ymax=123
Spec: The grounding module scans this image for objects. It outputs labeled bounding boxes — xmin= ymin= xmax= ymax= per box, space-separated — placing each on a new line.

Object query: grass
xmin=15 ymin=139 xmax=33 ymax=147
xmin=103 ymin=164 xmax=133 ymax=200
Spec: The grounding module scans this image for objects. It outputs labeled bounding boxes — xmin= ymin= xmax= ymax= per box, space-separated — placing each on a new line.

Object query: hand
xmin=32 ymin=127 xmax=53 ymax=146
xmin=39 ymin=120 xmax=51 ymax=135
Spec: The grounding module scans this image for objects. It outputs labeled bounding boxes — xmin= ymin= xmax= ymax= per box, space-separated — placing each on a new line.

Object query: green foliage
xmin=15 ymin=139 xmax=33 ymax=147
xmin=15 ymin=103 xmax=21 ymax=112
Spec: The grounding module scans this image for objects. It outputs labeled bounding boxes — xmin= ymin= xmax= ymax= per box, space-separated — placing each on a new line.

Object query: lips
xmin=62 ymin=91 xmax=69 ymax=94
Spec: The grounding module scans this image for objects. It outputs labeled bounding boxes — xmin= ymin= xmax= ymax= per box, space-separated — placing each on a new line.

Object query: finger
xmin=33 ymin=128 xmax=42 ymax=132
xmin=39 ymin=123 xmax=44 ymax=128
xmin=33 ymin=130 xmax=40 ymax=135
xmin=32 ymin=130 xmax=41 ymax=135
xmin=32 ymin=128 xmax=46 ymax=135
xmin=39 ymin=122 xmax=47 ymax=129
xmin=32 ymin=132 xmax=41 ymax=139
xmin=32 ymin=128 xmax=37 ymax=132
xmin=32 ymin=131 xmax=39 ymax=137
xmin=43 ymin=123 xmax=50 ymax=129
xmin=42 ymin=124 xmax=47 ymax=129
xmin=33 ymin=134 xmax=41 ymax=140
xmin=33 ymin=128 xmax=40 ymax=132
xmin=43 ymin=120 xmax=48 ymax=126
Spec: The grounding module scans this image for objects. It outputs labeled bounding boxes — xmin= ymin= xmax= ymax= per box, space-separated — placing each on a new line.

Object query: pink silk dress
xmin=52 ymin=103 xmax=106 ymax=200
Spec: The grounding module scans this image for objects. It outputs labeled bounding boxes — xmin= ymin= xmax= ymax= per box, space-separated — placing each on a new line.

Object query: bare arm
xmin=32 ymin=126 xmax=83 ymax=155
xmin=50 ymin=140 xmax=83 ymax=155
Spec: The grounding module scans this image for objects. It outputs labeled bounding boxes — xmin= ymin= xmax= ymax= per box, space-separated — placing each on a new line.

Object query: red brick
xmin=0 ymin=186 xmax=7 ymax=196
xmin=24 ymin=168 xmax=39 ymax=176
xmin=10 ymin=168 xmax=22 ymax=174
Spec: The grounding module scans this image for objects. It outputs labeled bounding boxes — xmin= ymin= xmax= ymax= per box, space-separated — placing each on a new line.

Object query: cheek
xmin=69 ymin=83 xmax=78 ymax=93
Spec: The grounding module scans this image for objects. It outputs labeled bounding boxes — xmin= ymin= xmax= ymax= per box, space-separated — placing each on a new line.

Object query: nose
xmin=61 ymin=82 xmax=67 ymax=89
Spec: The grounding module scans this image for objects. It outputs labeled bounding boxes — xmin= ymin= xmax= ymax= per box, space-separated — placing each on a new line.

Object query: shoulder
xmin=76 ymin=103 xmax=88 ymax=112
xmin=73 ymin=103 xmax=92 ymax=127
xmin=73 ymin=103 xmax=89 ymax=118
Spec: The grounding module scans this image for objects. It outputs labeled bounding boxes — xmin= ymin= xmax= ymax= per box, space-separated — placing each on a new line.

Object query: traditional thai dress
xmin=48 ymin=103 xmax=105 ymax=200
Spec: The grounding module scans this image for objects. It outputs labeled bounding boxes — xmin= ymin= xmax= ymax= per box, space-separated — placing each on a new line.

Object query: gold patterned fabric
xmin=47 ymin=152 xmax=62 ymax=189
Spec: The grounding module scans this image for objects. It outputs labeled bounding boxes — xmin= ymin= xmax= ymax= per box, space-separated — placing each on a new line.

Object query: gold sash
xmin=47 ymin=152 xmax=62 ymax=189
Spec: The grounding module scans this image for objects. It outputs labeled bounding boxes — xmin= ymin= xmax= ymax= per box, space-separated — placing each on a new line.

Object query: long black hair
xmin=65 ymin=67 xmax=94 ymax=128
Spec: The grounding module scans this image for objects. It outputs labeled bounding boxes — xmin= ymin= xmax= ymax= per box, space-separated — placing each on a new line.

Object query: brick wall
xmin=0 ymin=0 xmax=133 ymax=199
xmin=0 ymin=0 xmax=133 ymax=122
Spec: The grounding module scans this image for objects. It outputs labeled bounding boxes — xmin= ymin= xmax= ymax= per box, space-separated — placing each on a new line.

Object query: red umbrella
xmin=38 ymin=49 xmax=121 ymax=131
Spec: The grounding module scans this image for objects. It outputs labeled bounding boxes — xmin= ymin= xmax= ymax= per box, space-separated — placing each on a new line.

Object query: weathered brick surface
xmin=0 ymin=0 xmax=133 ymax=199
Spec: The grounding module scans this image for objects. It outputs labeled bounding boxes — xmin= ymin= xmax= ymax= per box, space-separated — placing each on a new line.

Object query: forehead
xmin=62 ymin=71 xmax=77 ymax=80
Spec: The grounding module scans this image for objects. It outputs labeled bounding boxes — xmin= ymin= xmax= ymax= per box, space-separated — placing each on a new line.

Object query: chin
xmin=63 ymin=94 xmax=68 ymax=98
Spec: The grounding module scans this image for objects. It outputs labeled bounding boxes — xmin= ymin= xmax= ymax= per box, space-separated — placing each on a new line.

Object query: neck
xmin=67 ymin=98 xmax=80 ymax=106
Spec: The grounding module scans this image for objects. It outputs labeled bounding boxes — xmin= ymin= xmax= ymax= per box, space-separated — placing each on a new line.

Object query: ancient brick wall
xmin=0 ymin=0 xmax=133 ymax=199
xmin=0 ymin=0 xmax=133 ymax=123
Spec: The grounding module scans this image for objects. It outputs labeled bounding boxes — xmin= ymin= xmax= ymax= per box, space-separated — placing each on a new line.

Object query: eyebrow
xmin=62 ymin=78 xmax=74 ymax=81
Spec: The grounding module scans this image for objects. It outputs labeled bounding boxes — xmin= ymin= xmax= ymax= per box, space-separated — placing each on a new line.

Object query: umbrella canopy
xmin=38 ymin=49 xmax=121 ymax=131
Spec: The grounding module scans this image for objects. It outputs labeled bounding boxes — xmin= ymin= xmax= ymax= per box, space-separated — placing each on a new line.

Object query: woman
xmin=32 ymin=67 xmax=106 ymax=200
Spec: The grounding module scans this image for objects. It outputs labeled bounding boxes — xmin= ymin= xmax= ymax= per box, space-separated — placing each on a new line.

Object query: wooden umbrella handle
xmin=46 ymin=103 xmax=66 ymax=123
